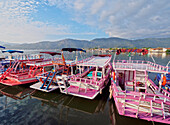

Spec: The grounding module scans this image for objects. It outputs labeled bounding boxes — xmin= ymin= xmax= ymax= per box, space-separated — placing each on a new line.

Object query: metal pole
xmin=150 ymin=54 xmax=156 ymax=63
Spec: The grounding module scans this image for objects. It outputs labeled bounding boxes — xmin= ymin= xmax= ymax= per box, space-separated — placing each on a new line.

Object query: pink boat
xmin=0 ymin=57 xmax=54 ymax=86
xmin=110 ymin=49 xmax=170 ymax=124
xmin=30 ymin=48 xmax=86 ymax=92
xmin=60 ymin=54 xmax=112 ymax=99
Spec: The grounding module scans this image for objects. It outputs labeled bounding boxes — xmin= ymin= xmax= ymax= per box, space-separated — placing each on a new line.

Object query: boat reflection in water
xmin=32 ymin=85 xmax=109 ymax=113
xmin=31 ymin=84 xmax=110 ymax=124
xmin=0 ymin=84 xmax=35 ymax=109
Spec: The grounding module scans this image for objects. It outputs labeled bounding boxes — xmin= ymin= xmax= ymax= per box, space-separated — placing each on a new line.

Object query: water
xmin=0 ymin=51 xmax=169 ymax=125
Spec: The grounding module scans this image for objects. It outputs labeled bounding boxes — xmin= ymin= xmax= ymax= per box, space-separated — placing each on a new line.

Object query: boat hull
xmin=0 ymin=77 xmax=37 ymax=86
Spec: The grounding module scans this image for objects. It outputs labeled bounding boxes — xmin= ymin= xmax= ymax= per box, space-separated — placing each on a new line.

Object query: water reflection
xmin=148 ymin=53 xmax=170 ymax=59
xmin=32 ymin=84 xmax=109 ymax=114
xmin=0 ymin=85 xmax=35 ymax=109
xmin=29 ymin=85 xmax=110 ymax=125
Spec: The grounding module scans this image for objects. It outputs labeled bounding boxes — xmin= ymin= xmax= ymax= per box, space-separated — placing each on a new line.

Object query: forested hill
xmin=2 ymin=37 xmax=170 ymax=49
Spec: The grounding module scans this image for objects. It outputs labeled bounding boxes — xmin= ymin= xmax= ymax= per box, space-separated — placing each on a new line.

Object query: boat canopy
xmin=40 ymin=51 xmax=61 ymax=56
xmin=0 ymin=45 xmax=5 ymax=49
xmin=77 ymin=55 xmax=112 ymax=67
xmin=2 ymin=50 xmax=24 ymax=53
xmin=61 ymin=48 xmax=86 ymax=53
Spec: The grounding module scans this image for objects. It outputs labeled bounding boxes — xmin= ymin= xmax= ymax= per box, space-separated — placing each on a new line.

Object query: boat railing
xmin=113 ymin=60 xmax=168 ymax=73
xmin=8 ymin=73 xmax=19 ymax=78
xmin=76 ymin=56 xmax=93 ymax=65
xmin=70 ymin=77 xmax=100 ymax=86
xmin=69 ymin=65 xmax=111 ymax=90
xmin=26 ymin=59 xmax=53 ymax=66
xmin=111 ymin=80 xmax=170 ymax=103
xmin=52 ymin=58 xmax=65 ymax=65
xmin=7 ymin=54 xmax=44 ymax=61
xmin=148 ymin=79 xmax=170 ymax=98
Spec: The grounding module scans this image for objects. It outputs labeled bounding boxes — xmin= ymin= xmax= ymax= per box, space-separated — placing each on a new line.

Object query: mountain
xmin=133 ymin=38 xmax=170 ymax=48
xmin=91 ymin=37 xmax=170 ymax=48
xmin=91 ymin=37 xmax=132 ymax=48
xmin=3 ymin=37 xmax=170 ymax=50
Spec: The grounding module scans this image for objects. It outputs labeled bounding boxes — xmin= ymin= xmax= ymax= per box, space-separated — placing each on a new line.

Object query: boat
xmin=30 ymin=48 xmax=86 ymax=92
xmin=59 ymin=54 xmax=112 ymax=99
xmin=109 ymin=49 xmax=170 ymax=124
xmin=0 ymin=51 xmax=55 ymax=86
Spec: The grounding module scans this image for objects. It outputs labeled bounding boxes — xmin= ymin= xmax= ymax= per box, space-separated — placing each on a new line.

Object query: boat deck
xmin=63 ymin=86 xmax=99 ymax=99
xmin=77 ymin=56 xmax=111 ymax=67
xmin=30 ymin=82 xmax=59 ymax=92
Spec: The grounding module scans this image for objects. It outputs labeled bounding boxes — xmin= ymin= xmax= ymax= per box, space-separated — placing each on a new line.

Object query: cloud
xmin=1 ymin=0 xmax=170 ymax=43
xmin=0 ymin=0 xmax=93 ymax=43
xmin=46 ymin=0 xmax=170 ymax=39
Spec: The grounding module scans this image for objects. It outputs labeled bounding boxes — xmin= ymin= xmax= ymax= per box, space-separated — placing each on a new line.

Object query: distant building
xmin=149 ymin=48 xmax=167 ymax=53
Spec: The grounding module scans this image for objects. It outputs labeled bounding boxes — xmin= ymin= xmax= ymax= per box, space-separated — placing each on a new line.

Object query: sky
xmin=0 ymin=0 xmax=170 ymax=43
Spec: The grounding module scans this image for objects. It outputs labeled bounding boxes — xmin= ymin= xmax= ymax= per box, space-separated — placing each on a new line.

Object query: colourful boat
xmin=0 ymin=51 xmax=55 ymax=86
xmin=30 ymin=48 xmax=86 ymax=92
xmin=109 ymin=49 xmax=170 ymax=124
xmin=59 ymin=54 xmax=112 ymax=99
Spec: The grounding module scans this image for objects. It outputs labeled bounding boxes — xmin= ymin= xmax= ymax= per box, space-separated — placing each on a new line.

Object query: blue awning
xmin=2 ymin=50 xmax=24 ymax=53
xmin=0 ymin=45 xmax=5 ymax=49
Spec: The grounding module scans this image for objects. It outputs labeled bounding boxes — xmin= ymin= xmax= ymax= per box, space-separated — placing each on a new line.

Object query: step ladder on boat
xmin=0 ymin=61 xmax=18 ymax=82
xmin=56 ymin=75 xmax=68 ymax=93
xmin=40 ymin=72 xmax=57 ymax=90
xmin=134 ymin=70 xmax=148 ymax=93
xmin=122 ymin=92 xmax=170 ymax=120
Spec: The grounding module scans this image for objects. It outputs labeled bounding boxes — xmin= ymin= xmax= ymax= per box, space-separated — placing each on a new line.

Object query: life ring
xmin=112 ymin=72 xmax=115 ymax=80
xmin=162 ymin=76 xmax=166 ymax=86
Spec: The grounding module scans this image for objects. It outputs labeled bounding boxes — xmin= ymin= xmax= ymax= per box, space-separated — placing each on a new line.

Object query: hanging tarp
xmin=61 ymin=48 xmax=86 ymax=53
xmin=40 ymin=51 xmax=61 ymax=56
xmin=116 ymin=49 xmax=148 ymax=55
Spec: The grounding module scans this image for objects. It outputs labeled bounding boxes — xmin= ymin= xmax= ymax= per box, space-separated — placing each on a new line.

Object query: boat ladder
xmin=56 ymin=75 xmax=68 ymax=93
xmin=40 ymin=72 xmax=51 ymax=89
xmin=0 ymin=61 xmax=18 ymax=81
xmin=134 ymin=70 xmax=147 ymax=92
xmin=44 ymin=72 xmax=56 ymax=90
